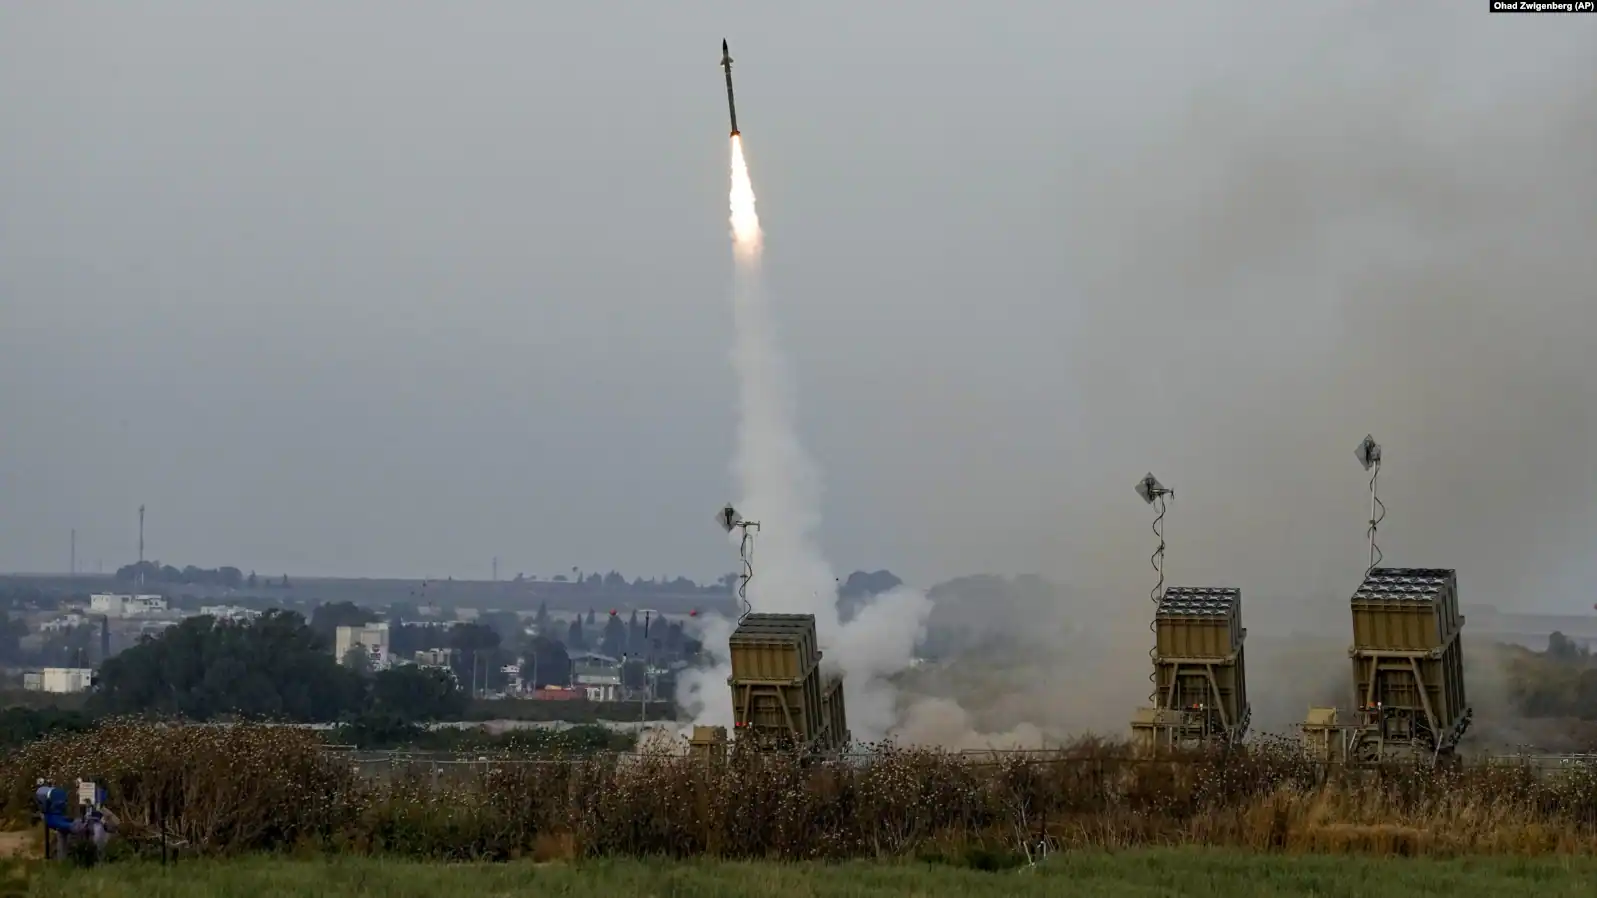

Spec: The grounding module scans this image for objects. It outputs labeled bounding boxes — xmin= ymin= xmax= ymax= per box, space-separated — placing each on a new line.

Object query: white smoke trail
xmin=679 ymin=136 xmax=932 ymax=744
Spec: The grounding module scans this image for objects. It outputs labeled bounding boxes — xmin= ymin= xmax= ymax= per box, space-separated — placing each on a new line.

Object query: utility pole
xmin=70 ymin=529 xmax=76 ymax=577
xmin=638 ymin=611 xmax=654 ymax=729
xmin=137 ymin=505 xmax=146 ymax=589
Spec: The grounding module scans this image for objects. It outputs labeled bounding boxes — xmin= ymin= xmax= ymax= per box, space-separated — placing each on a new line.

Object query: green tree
xmin=91 ymin=611 xmax=365 ymax=722
xmin=342 ymin=646 xmax=374 ymax=675
xmin=477 ymin=611 xmax=524 ymax=646
xmin=448 ymin=623 xmax=503 ymax=694
xmin=38 ymin=623 xmax=97 ymax=668
xmin=371 ymin=665 xmax=467 ymax=721
xmin=310 ymin=601 xmax=376 ymax=640
xmin=390 ymin=622 xmax=448 ymax=657
xmin=1548 ymin=631 xmax=1589 ymax=663
xmin=621 ymin=657 xmax=647 ymax=690
xmin=0 ymin=614 xmax=27 ymax=663
xmin=523 ymin=636 xmax=572 ymax=689
xmin=600 ymin=611 xmax=627 ymax=658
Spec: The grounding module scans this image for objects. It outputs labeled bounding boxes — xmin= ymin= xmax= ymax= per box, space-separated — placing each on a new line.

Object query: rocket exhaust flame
xmin=729 ymin=135 xmax=761 ymax=258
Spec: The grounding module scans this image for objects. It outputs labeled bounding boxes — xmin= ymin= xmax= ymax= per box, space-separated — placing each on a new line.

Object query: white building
xmin=136 ymin=619 xmax=179 ymax=636
xmin=89 ymin=594 xmax=168 ymax=617
xmin=414 ymin=647 xmax=455 ymax=667
xmin=573 ymin=653 xmax=622 ymax=701
xmin=335 ymin=622 xmax=392 ymax=670
xmin=39 ymin=612 xmax=89 ymax=633
xmin=402 ymin=618 xmax=459 ymax=630
xmin=23 ymin=667 xmax=95 ymax=694
xmin=501 ymin=663 xmax=524 ymax=694
xmin=198 ymin=605 xmax=261 ymax=622
xmin=582 ymin=682 xmax=621 ymax=701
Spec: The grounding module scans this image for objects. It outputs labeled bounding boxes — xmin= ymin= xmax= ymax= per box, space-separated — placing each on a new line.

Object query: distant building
xmin=38 ymin=612 xmax=89 ymax=633
xmin=198 ymin=605 xmax=261 ymax=622
xmin=89 ymin=594 xmax=168 ymax=618
xmin=573 ymin=653 xmax=622 ymax=701
xmin=335 ymin=622 xmax=392 ymax=670
xmin=414 ymin=647 xmax=455 ymax=668
xmin=403 ymin=619 xmax=458 ymax=629
xmin=23 ymin=667 xmax=95 ymax=694
xmin=570 ymin=651 xmax=620 ymax=665
xmin=135 ymin=619 xmax=179 ymax=637
xmin=582 ymin=683 xmax=621 ymax=701
xmin=500 ymin=663 xmax=524 ymax=694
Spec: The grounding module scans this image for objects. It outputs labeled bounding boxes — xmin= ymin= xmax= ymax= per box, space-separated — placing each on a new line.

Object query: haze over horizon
xmin=2 ymin=4 xmax=1592 ymax=612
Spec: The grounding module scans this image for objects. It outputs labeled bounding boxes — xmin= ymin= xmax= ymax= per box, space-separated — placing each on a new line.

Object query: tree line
xmin=1501 ymin=631 xmax=1597 ymax=720
xmin=90 ymin=611 xmax=468 ymax=723
xmin=110 ymin=562 xmax=744 ymax=595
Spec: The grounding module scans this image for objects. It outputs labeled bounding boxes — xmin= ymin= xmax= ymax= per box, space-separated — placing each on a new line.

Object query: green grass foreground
xmin=19 ymin=851 xmax=1597 ymax=898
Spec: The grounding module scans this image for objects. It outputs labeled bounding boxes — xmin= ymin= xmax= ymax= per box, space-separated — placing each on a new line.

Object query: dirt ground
xmin=0 ymin=832 xmax=38 ymax=859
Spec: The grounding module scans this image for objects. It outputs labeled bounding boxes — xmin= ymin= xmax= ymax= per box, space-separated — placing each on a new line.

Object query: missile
xmin=721 ymin=39 xmax=739 ymax=136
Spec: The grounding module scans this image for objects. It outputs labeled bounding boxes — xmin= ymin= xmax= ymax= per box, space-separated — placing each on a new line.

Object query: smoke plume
xmin=679 ymin=136 xmax=933 ymax=743
xmin=887 ymin=14 xmax=1596 ymax=748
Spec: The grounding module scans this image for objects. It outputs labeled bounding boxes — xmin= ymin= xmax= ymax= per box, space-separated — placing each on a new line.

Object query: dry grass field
xmin=5 ymin=721 xmax=1597 ymax=864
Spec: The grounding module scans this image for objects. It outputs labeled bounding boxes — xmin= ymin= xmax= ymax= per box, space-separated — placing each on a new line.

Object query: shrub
xmin=6 ymin=721 xmax=1597 ymax=860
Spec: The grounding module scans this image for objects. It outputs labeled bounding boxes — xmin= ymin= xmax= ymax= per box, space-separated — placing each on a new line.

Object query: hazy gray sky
xmin=1 ymin=4 xmax=1592 ymax=611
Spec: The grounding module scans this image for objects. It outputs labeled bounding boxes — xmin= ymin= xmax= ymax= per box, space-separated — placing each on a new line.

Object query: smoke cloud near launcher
xmin=675 ymin=45 xmax=934 ymax=746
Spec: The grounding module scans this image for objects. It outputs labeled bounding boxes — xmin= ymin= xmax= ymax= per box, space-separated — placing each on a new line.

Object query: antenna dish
xmin=717 ymin=504 xmax=742 ymax=533
xmin=1356 ymin=434 xmax=1382 ymax=471
xmin=1135 ymin=473 xmax=1172 ymax=505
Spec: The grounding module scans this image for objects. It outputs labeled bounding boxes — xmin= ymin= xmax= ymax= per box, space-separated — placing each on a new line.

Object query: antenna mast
xmin=137 ymin=505 xmax=146 ymax=589
xmin=1355 ymin=435 xmax=1385 ymax=576
xmin=715 ymin=504 xmax=761 ymax=622
xmin=1135 ymin=473 xmax=1174 ymax=705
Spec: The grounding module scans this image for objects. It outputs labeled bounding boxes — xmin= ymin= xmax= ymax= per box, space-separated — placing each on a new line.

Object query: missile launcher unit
xmin=1132 ymin=586 xmax=1251 ymax=750
xmin=820 ymin=672 xmax=851 ymax=750
xmin=687 ymin=725 xmax=729 ymax=767
xmin=1342 ymin=567 xmax=1471 ymax=761
xmin=727 ymin=613 xmax=849 ymax=755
